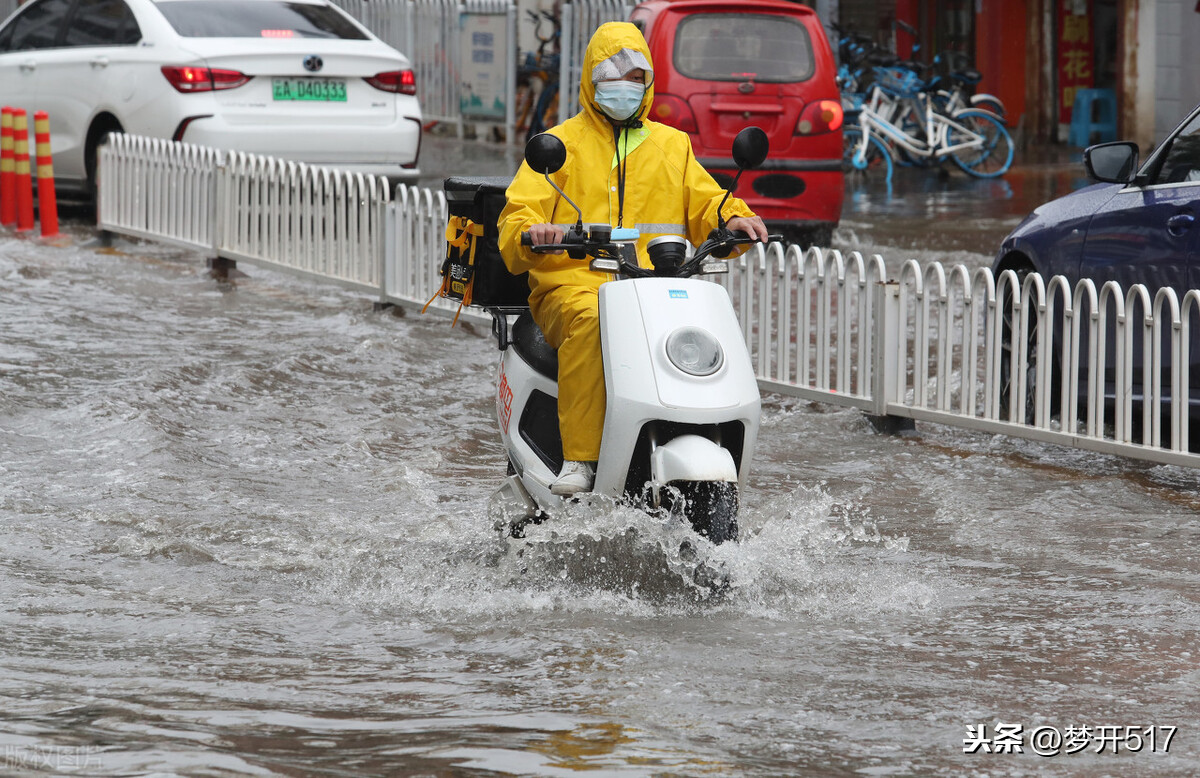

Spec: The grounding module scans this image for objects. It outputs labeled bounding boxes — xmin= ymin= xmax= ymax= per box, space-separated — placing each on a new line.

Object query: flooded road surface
xmin=3 ymin=144 xmax=1200 ymax=776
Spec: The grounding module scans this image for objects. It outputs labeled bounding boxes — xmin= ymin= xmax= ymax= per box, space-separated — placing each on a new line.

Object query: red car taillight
xmin=796 ymin=99 xmax=844 ymax=135
xmin=161 ymin=65 xmax=251 ymax=93
xmin=649 ymin=94 xmax=697 ymax=133
xmin=365 ymin=70 xmax=416 ymax=95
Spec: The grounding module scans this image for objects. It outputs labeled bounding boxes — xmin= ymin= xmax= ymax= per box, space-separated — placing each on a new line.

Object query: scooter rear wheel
xmin=664 ymin=481 xmax=739 ymax=544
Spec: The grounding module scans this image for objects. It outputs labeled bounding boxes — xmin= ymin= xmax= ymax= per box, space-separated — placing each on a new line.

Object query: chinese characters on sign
xmin=964 ymin=723 xmax=1176 ymax=757
xmin=1058 ymin=1 xmax=1094 ymax=124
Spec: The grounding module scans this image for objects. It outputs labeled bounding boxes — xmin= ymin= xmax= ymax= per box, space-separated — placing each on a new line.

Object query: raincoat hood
xmin=581 ymin=22 xmax=655 ymax=126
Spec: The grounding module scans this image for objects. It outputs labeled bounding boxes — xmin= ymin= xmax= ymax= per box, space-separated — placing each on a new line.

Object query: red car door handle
xmin=1167 ymin=213 xmax=1194 ymax=235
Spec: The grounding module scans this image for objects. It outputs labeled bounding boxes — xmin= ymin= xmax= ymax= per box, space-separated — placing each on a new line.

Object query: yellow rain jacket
xmin=499 ymin=21 xmax=755 ymax=462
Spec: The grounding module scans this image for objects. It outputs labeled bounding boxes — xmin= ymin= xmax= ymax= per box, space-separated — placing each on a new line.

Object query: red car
xmin=630 ymin=0 xmax=844 ymax=245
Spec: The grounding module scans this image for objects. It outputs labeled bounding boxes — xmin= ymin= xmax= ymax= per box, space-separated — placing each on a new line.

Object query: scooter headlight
xmin=665 ymin=327 xmax=723 ymax=376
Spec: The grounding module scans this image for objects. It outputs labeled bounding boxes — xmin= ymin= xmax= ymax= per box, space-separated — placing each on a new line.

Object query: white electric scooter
xmin=487 ymin=128 xmax=778 ymax=544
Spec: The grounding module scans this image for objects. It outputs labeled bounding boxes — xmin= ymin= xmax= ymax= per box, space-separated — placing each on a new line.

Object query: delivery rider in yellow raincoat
xmin=499 ymin=21 xmax=768 ymax=496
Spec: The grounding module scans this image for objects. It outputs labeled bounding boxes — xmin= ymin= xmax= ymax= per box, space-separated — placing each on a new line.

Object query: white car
xmin=0 ymin=0 xmax=422 ymax=198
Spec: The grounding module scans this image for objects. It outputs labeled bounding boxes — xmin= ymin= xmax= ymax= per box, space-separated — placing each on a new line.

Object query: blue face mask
xmin=594 ymin=80 xmax=646 ymax=122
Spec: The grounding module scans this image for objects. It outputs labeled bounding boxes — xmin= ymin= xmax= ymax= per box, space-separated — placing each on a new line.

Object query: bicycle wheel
xmin=843 ymin=125 xmax=894 ymax=182
xmin=969 ymin=94 xmax=1007 ymax=120
xmin=948 ymin=110 xmax=1014 ymax=178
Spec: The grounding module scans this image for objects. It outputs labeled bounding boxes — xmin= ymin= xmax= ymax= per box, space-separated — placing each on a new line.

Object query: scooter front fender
xmin=650 ymin=434 xmax=738 ymax=484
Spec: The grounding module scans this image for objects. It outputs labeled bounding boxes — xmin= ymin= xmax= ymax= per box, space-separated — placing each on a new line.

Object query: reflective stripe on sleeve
xmin=635 ymin=223 xmax=685 ymax=235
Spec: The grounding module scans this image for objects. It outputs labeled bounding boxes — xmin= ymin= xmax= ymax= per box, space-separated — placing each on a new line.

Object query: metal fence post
xmin=868 ymin=281 xmax=912 ymax=432
xmin=405 ymin=2 xmax=416 ymax=82
xmin=558 ymin=1 xmax=573 ymax=127
xmin=506 ymin=2 xmax=517 ymax=142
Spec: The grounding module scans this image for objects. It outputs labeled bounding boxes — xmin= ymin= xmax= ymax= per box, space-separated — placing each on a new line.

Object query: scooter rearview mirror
xmin=715 ymin=126 xmax=770 ymax=232
xmin=524 ymin=132 xmax=585 ymax=239
xmin=525 ymin=132 xmax=567 ymax=175
xmin=731 ymin=126 xmax=769 ymax=171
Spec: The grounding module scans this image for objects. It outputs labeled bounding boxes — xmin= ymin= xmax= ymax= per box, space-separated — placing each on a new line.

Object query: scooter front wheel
xmin=664 ymin=481 xmax=739 ymax=544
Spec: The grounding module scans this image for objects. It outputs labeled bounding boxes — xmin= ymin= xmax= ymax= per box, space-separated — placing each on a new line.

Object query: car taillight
xmin=796 ymin=99 xmax=844 ymax=135
xmin=365 ymin=70 xmax=416 ymax=95
xmin=649 ymin=94 xmax=697 ymax=133
xmin=161 ymin=65 xmax=251 ymax=93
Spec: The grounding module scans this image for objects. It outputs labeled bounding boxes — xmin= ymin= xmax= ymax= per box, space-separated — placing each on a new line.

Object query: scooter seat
xmin=512 ymin=310 xmax=559 ymax=380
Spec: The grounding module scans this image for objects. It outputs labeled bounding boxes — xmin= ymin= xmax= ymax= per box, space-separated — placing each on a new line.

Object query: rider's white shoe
xmin=551 ymin=460 xmax=594 ymax=496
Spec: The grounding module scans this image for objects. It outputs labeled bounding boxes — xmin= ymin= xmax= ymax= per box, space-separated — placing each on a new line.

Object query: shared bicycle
xmin=832 ymin=21 xmax=1013 ymax=182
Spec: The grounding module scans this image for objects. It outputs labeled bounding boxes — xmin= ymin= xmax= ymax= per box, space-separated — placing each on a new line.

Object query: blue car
xmin=996 ymin=106 xmax=1200 ymax=296
xmin=994 ymin=103 xmax=1200 ymax=431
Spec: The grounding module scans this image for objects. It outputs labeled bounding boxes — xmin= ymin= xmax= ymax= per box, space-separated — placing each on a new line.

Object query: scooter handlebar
xmin=704 ymin=229 xmax=785 ymax=257
xmin=726 ymin=230 xmax=785 ymax=243
xmin=520 ymin=230 xmax=584 ymax=254
xmin=519 ymin=229 xmax=784 ymax=261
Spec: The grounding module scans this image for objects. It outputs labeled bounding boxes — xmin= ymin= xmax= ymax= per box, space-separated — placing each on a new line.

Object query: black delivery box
xmin=442 ymin=176 xmax=531 ymax=308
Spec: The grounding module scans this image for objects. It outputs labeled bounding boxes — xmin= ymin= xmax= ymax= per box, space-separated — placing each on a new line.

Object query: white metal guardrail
xmin=216 ymin=153 xmax=391 ymax=292
xmin=97 ymin=135 xmax=222 ymax=252
xmin=719 ymin=244 xmax=887 ymax=412
xmin=96 ymin=135 xmax=1200 ymax=470
xmin=724 ymin=247 xmax=1200 ymax=468
xmin=99 ymin=134 xmax=389 ymax=295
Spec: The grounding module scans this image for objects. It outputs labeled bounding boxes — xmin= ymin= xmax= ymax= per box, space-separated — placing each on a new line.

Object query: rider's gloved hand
xmin=527 ymin=223 xmax=565 ymax=254
xmin=726 ymin=215 xmax=770 ymax=243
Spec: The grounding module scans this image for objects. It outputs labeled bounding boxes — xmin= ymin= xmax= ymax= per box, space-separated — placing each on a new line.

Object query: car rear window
xmin=155 ymin=0 xmax=368 ymax=39
xmin=673 ymin=13 xmax=814 ymax=82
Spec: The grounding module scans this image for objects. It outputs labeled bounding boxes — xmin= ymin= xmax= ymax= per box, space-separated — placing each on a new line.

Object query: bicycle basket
xmin=874 ymin=66 xmax=922 ymax=98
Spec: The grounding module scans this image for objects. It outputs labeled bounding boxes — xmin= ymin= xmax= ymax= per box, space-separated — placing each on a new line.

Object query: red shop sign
xmin=1058 ymin=4 xmax=1095 ymax=124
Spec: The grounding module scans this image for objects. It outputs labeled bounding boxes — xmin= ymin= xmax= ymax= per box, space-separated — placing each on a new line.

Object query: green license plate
xmin=272 ymin=78 xmax=347 ymax=102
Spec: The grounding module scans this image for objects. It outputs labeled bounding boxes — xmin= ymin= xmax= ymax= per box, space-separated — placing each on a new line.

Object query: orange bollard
xmin=33 ymin=111 xmax=58 ymax=238
xmin=0 ymin=107 xmax=14 ymax=227
xmin=13 ymin=109 xmax=34 ymax=233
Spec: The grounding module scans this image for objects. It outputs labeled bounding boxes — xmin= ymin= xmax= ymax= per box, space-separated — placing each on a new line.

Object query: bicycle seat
xmin=953 ymin=69 xmax=982 ymax=85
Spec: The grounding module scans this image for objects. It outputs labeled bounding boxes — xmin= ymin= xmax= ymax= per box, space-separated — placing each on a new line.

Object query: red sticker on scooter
xmin=497 ymin=362 xmax=513 ymax=433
